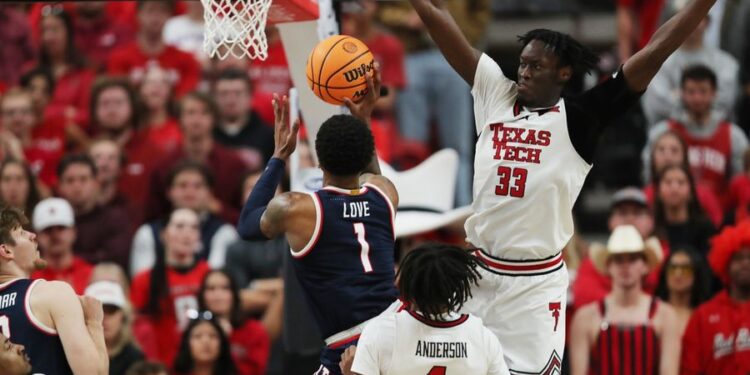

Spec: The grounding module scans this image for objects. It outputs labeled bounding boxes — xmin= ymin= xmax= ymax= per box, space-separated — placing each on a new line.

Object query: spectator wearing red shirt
xmin=33 ymin=7 xmax=96 ymax=131
xmin=131 ymin=208 xmax=211 ymax=366
xmin=107 ymin=1 xmax=201 ymax=98
xmin=617 ymin=0 xmax=665 ymax=61
xmin=212 ymin=70 xmax=274 ymax=171
xmin=90 ymin=78 xmax=167 ymax=222
xmin=643 ymin=129 xmax=723 ymax=226
xmin=30 ymin=198 xmax=93 ymax=294
xmin=0 ymin=89 xmax=65 ymax=190
xmin=72 ymin=2 xmax=134 ymax=71
xmin=0 ymin=5 xmax=35 ymax=87
xmin=681 ymin=221 xmax=750 ymax=375
xmin=137 ymin=65 xmax=183 ymax=155
xmin=56 ymin=154 xmax=132 ymax=270
xmin=148 ymin=92 xmax=246 ymax=224
xmin=572 ymin=187 xmax=667 ymax=309
xmin=198 ymin=270 xmax=272 ymax=375
xmin=342 ymin=0 xmax=406 ymax=163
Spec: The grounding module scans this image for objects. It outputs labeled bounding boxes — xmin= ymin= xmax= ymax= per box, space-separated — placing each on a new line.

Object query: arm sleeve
xmin=730 ymin=124 xmax=749 ymax=176
xmin=566 ymin=68 xmax=644 ymax=163
xmin=129 ymin=225 xmax=156 ymax=277
xmin=208 ymin=224 xmax=239 ymax=269
xmin=471 ymin=53 xmax=517 ymax=135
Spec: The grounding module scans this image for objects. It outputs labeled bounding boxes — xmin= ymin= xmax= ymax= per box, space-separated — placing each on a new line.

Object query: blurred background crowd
xmin=0 ymin=0 xmax=749 ymax=374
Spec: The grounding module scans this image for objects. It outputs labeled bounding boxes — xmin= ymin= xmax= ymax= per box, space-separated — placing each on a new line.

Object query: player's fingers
xmin=342 ymin=98 xmax=355 ymax=112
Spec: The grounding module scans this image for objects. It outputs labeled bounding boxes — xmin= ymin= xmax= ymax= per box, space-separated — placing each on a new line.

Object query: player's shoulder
xmin=30 ymin=279 xmax=78 ymax=303
xmin=275 ymin=191 xmax=314 ymax=213
xmin=362 ymin=175 xmax=398 ymax=207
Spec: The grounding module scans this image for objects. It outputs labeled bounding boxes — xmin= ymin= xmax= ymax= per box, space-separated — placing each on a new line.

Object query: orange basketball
xmin=306 ymin=35 xmax=375 ymax=105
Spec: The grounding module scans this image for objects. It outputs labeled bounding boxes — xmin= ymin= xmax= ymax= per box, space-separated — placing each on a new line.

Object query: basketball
xmin=306 ymin=35 xmax=375 ymax=105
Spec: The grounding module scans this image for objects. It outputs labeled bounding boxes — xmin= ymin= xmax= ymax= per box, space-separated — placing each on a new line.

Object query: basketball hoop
xmin=201 ymin=0 xmax=320 ymax=61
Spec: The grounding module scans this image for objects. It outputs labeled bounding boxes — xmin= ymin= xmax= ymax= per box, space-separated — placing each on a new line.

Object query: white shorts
xmin=461 ymin=250 xmax=567 ymax=375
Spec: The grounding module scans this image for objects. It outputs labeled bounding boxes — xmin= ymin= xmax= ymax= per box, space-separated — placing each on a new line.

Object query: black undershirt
xmin=563 ymin=69 xmax=644 ymax=164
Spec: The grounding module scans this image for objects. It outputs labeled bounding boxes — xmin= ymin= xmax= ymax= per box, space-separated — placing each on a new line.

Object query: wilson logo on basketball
xmin=343 ymin=41 xmax=358 ymax=53
xmin=343 ymin=61 xmax=375 ymax=83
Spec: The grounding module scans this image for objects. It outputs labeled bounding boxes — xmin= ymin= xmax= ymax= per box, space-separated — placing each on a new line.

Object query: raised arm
xmin=407 ymin=0 xmax=481 ymax=85
xmin=344 ymin=66 xmax=400 ymax=207
xmin=622 ymin=0 xmax=717 ymax=92
xmin=237 ymin=94 xmax=299 ymax=240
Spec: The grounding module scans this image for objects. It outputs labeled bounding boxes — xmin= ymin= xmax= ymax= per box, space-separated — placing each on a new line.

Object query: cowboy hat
xmin=590 ymin=225 xmax=664 ymax=274
xmin=381 ymin=149 xmax=472 ymax=238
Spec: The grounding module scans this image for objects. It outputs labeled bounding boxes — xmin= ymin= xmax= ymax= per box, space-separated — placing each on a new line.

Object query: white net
xmin=201 ymin=0 xmax=273 ymax=60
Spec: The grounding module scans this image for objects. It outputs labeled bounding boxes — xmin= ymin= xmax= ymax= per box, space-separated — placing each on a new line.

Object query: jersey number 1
xmin=495 ymin=166 xmax=528 ymax=198
xmin=354 ymin=223 xmax=373 ymax=273
xmin=0 ymin=315 xmax=10 ymax=338
xmin=427 ymin=366 xmax=447 ymax=375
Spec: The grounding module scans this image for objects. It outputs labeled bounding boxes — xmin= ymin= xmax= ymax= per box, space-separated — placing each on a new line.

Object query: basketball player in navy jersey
xmin=0 ymin=207 xmax=108 ymax=375
xmin=238 ymin=68 xmax=399 ymax=375
xmin=408 ymin=0 xmax=719 ymax=373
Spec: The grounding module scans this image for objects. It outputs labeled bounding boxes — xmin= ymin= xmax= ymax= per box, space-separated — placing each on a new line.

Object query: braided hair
xmin=518 ymin=29 xmax=599 ymax=76
xmin=397 ymin=243 xmax=483 ymax=321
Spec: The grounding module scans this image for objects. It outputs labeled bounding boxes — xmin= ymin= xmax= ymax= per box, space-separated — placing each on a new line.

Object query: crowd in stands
xmin=1 ymin=0 xmax=750 ymax=374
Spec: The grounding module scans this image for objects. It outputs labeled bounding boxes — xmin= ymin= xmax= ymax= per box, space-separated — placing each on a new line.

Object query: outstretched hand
xmin=271 ymin=94 xmax=301 ymax=160
xmin=343 ymin=63 xmax=382 ymax=124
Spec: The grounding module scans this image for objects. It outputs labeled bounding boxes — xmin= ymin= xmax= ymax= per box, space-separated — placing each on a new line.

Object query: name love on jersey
xmin=489 ymin=122 xmax=551 ymax=164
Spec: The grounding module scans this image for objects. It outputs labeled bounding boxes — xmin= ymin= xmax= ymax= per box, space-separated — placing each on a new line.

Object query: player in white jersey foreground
xmin=339 ymin=244 xmax=510 ymax=375
xmin=407 ymin=0 xmax=720 ymax=372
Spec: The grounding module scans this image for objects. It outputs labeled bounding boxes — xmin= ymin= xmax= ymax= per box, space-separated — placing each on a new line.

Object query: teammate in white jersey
xmin=339 ymin=244 xmax=509 ymax=375
xmin=407 ymin=0 xmax=719 ymax=373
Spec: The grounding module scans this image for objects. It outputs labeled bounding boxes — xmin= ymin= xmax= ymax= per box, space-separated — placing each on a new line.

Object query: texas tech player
xmin=0 ymin=207 xmax=108 ymax=374
xmin=341 ymin=244 xmax=509 ymax=375
xmin=408 ymin=0 xmax=719 ymax=372
xmin=238 ymin=70 xmax=399 ymax=375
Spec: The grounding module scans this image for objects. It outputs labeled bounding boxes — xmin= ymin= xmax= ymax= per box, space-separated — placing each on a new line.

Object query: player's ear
xmin=558 ymin=66 xmax=572 ymax=84
xmin=0 ymin=244 xmax=14 ymax=260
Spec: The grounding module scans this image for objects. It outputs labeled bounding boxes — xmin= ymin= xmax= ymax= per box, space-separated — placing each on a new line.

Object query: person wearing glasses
xmin=173 ymin=310 xmax=238 ymax=375
xmin=654 ymin=247 xmax=711 ymax=336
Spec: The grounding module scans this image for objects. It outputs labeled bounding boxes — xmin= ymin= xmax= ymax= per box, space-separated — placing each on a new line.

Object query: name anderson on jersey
xmin=414 ymin=340 xmax=468 ymax=359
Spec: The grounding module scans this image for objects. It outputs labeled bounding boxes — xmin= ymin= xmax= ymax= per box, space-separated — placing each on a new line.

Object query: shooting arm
xmin=622 ymin=0 xmax=717 ymax=91
xmin=237 ymin=158 xmax=287 ymax=240
xmin=407 ymin=0 xmax=481 ymax=85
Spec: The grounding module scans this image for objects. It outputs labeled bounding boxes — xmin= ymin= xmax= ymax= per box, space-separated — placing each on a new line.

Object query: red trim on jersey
xmin=474 ymin=250 xmax=563 ymax=274
xmin=292 ymin=192 xmax=324 ymax=259
xmin=405 ymin=310 xmax=469 ymax=328
xmin=24 ymin=280 xmax=57 ymax=337
xmin=327 ymin=333 xmax=361 ymax=349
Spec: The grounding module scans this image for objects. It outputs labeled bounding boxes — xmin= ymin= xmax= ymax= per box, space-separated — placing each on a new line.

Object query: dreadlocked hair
xmin=518 ymin=29 xmax=599 ymax=76
xmin=397 ymin=243 xmax=483 ymax=321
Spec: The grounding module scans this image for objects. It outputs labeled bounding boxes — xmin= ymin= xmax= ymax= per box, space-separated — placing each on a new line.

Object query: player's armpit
xmin=35 ymin=281 xmax=108 ymax=375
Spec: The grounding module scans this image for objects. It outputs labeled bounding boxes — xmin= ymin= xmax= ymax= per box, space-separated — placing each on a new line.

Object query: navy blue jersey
xmin=291 ymin=184 xmax=398 ymax=371
xmin=0 ymin=278 xmax=72 ymax=375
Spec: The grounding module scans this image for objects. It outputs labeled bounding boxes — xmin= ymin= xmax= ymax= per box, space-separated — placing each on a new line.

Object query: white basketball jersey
xmin=351 ymin=309 xmax=509 ymax=375
xmin=466 ymin=54 xmax=591 ymax=260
